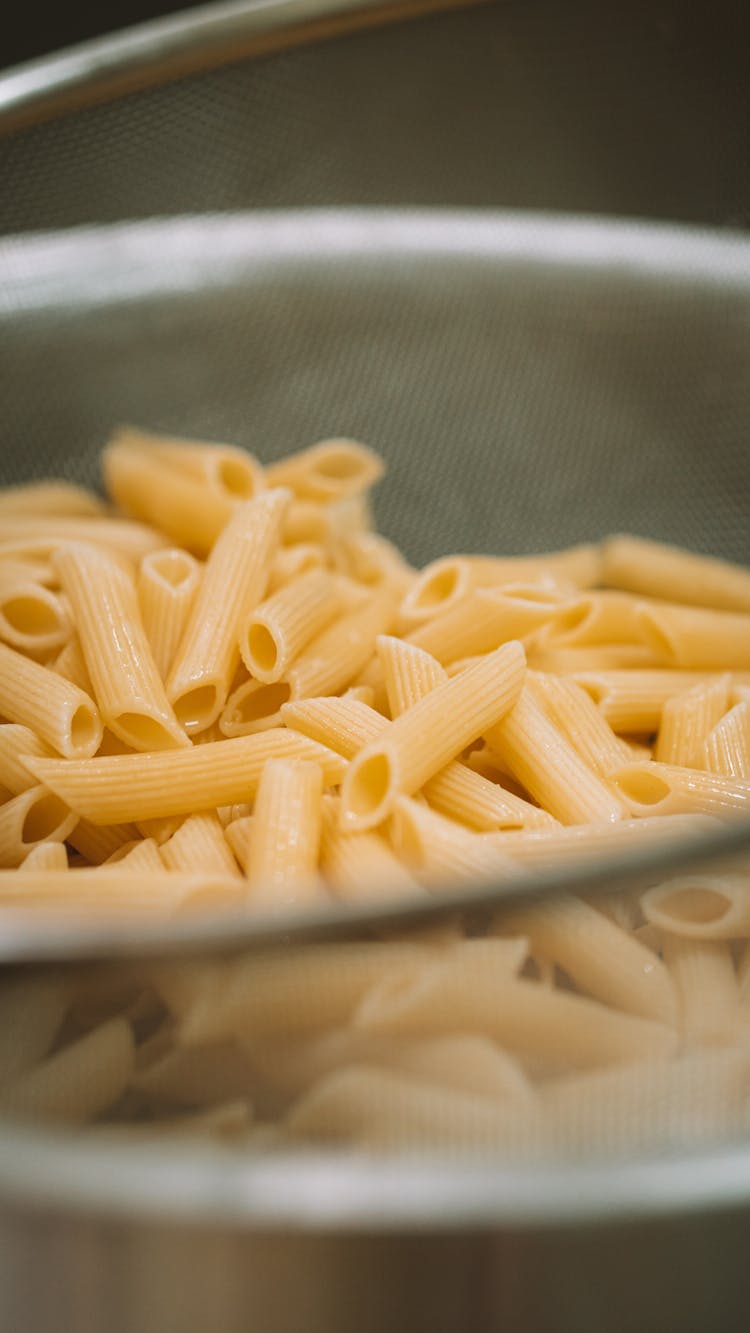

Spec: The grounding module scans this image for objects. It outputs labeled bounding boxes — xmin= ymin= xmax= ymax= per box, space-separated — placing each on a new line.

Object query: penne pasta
xmin=0 ymin=642 xmax=102 ymax=759
xmin=572 ymin=669 xmax=720 ymax=733
xmin=103 ymin=837 xmax=166 ymax=873
xmin=655 ymin=674 xmax=732 ymax=767
xmin=265 ymin=438 xmax=384 ymax=502
xmin=320 ymin=796 xmax=426 ymax=902
xmin=636 ymin=602 xmax=750 ymax=670
xmin=702 ymin=701 xmax=750 ymax=780
xmin=66 ymin=817 xmax=140 ymax=864
xmin=53 ymin=542 xmax=189 ymax=752
xmin=601 ymin=535 xmax=750 ymax=613
xmin=0 ymin=785 xmax=78 ymax=868
xmin=281 ymin=695 xmax=386 ymax=759
xmin=0 ymin=724 xmax=56 ymax=795
xmin=160 ymin=812 xmax=242 ymax=878
xmin=488 ymin=814 xmax=720 ymax=872
xmin=267 ymin=542 xmax=327 ymax=592
xmin=245 ymin=759 xmax=324 ymax=908
xmin=526 ymin=671 xmax=632 ymax=776
xmin=0 ymin=516 xmax=167 ymax=563
xmin=240 ymin=569 xmax=340 ymax=682
xmin=484 ymin=685 xmax=626 ymax=825
xmin=662 ymin=935 xmax=739 ymax=1044
xmin=137 ymin=547 xmax=202 ymax=679
xmin=51 ymin=633 xmax=94 ymax=695
xmin=355 ymin=955 xmax=677 ymax=1071
xmin=224 ymin=815 xmax=254 ymax=875
xmin=0 ymin=1017 xmax=134 ymax=1124
xmin=377 ymin=634 xmax=447 ymax=716
xmin=0 ymin=570 xmax=71 ymax=658
xmin=340 ymin=641 xmax=525 ymax=830
xmin=22 ymin=841 xmax=69 ymax=871
xmin=219 ymin=678 xmax=292 ymax=737
xmin=611 ymin=760 xmax=750 ymax=820
xmin=111 ymin=427 xmax=263 ymax=497
xmin=286 ymin=585 xmax=395 ymax=701
xmin=167 ymin=489 xmax=290 ymax=733
xmin=26 ymin=730 xmax=346 ymax=824
xmin=390 ymin=796 xmax=522 ymax=887
xmin=0 ymin=480 xmax=108 ymax=518
xmin=406 ymin=588 xmax=569 ymax=666
xmin=641 ymin=874 xmax=750 ymax=940
xmin=496 ymin=894 xmax=677 ymax=1024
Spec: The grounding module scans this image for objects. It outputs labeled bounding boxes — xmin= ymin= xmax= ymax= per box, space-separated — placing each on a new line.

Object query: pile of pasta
xmin=1 ymin=426 xmax=750 ymax=1153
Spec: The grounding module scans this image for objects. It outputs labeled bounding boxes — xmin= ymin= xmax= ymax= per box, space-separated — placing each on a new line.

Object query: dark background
xmin=5 ymin=1 xmax=205 ymax=66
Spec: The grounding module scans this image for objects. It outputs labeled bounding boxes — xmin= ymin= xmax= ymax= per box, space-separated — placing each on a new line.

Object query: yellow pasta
xmin=488 ymin=814 xmax=719 ymax=872
xmin=377 ymin=634 xmax=448 ymax=716
xmin=572 ymin=669 xmax=720 ymax=733
xmin=26 ymin=730 xmax=346 ymax=824
xmin=267 ymin=542 xmax=327 ymax=592
xmin=655 ymin=674 xmax=732 ymax=767
xmin=103 ymin=837 xmax=165 ymax=873
xmin=320 ymin=796 xmax=426 ymax=902
xmin=662 ymin=935 xmax=739 ymax=1044
xmin=0 ymin=785 xmax=78 ymax=867
xmin=641 ymin=874 xmax=750 ymax=939
xmin=0 ymin=480 xmax=108 ymax=518
xmin=0 ymin=1017 xmax=134 ymax=1124
xmin=702 ymin=701 xmax=750 ymax=779
xmin=53 ymin=542 xmax=189 ymax=752
xmin=422 ymin=761 xmax=559 ymax=832
xmin=166 ymin=489 xmax=290 ymax=733
xmin=240 ymin=568 xmax=340 ymax=682
xmin=485 ymin=685 xmax=626 ymax=826
xmin=21 ymin=841 xmax=69 ymax=871
xmin=390 ymin=796 xmax=522 ymax=887
xmin=340 ymin=641 xmax=525 ymax=830
xmin=526 ymin=671 xmax=632 ymax=776
xmin=601 ymin=534 xmax=750 ymax=613
xmin=0 ymin=569 xmax=71 ymax=658
xmin=160 ymin=812 xmax=242 ymax=878
xmin=137 ymin=547 xmax=202 ymax=679
xmin=245 ymin=759 xmax=324 ymax=908
xmin=286 ymin=584 xmax=395 ymax=700
xmin=0 ymin=724 xmax=56 ymax=795
xmin=406 ymin=587 xmax=569 ymax=666
xmin=0 ymin=516 xmax=167 ymax=563
xmin=281 ymin=695 xmax=386 ymax=758
xmin=611 ymin=760 xmax=750 ymax=820
xmin=636 ymin=602 xmax=750 ymax=670
xmin=224 ymin=815 xmax=254 ymax=875
xmin=219 ymin=678 xmax=292 ymax=737
xmin=265 ymin=438 xmax=384 ymax=502
xmin=0 ymin=642 xmax=102 ymax=759
xmin=50 ymin=633 xmax=94 ymax=694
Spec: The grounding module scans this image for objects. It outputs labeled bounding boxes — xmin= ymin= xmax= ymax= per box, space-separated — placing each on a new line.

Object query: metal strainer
xmin=1 ymin=5 xmax=750 ymax=1330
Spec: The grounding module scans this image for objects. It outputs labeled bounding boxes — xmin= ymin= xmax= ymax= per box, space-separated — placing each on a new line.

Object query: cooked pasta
xmin=0 ymin=431 xmax=748 ymax=1158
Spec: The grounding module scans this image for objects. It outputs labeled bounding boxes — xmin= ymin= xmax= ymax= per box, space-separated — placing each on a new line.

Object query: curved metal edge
xmin=1 ymin=1124 xmax=750 ymax=1231
xmin=0 ymin=0 xmax=490 ymax=134
xmin=3 ymin=209 xmax=750 ymax=318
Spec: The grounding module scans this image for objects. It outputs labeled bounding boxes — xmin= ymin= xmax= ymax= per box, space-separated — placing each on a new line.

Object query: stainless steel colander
xmin=1 ymin=3 xmax=750 ymax=1330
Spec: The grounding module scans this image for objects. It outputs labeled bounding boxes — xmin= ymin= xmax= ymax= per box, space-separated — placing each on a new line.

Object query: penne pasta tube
xmin=103 ymin=837 xmax=165 ymax=872
xmin=245 ymin=759 xmax=324 ymax=908
xmin=0 ymin=724 xmax=56 ymax=794
xmin=379 ymin=1034 xmax=534 ymax=1104
xmin=103 ymin=431 xmax=262 ymax=557
xmin=219 ymin=678 xmax=292 ymax=736
xmin=160 ymin=812 xmax=242 ymax=878
xmin=240 ymin=569 xmax=340 ymax=682
xmin=340 ymin=641 xmax=525 ymax=830
xmin=655 ymin=675 xmax=732 ymax=767
xmin=537 ymin=590 xmax=651 ymax=649
xmin=179 ymin=940 xmax=442 ymax=1047
xmin=636 ymin=602 xmax=750 ymax=670
xmin=406 ymin=589 xmax=568 ymax=666
xmin=268 ymin=542 xmax=327 ymax=592
xmin=0 ymin=870 xmax=243 ymax=914
xmin=265 ymin=438 xmax=384 ymax=502
xmin=335 ymin=532 xmax=414 ymax=599
xmin=572 ymin=669 xmax=718 ymax=733
xmin=611 ymin=760 xmax=750 ymax=820
xmin=281 ymin=695 xmax=386 ymax=758
xmin=662 ymin=935 xmax=739 ymax=1044
xmin=497 ymin=894 xmax=678 ymax=1024
xmin=355 ymin=958 xmax=677 ymax=1070
xmin=377 ymin=634 xmax=447 ymax=717
xmin=485 ymin=685 xmax=626 ymax=825
xmin=527 ymin=644 xmax=661 ymax=673
xmin=167 ymin=489 xmax=290 ymax=733
xmin=0 ymin=572 xmax=71 ymax=658
xmin=281 ymin=501 xmax=332 ymax=546
xmin=0 ymin=1017 xmax=135 ymax=1125
xmin=0 ymin=973 xmax=70 ymax=1085
xmin=702 ymin=701 xmax=750 ymax=780
xmin=137 ymin=547 xmax=202 ymax=679
xmin=526 ymin=671 xmax=632 ymax=775
xmin=0 ymin=480 xmax=108 ymax=518
xmin=286 ymin=585 xmax=395 ymax=701
xmin=51 ymin=633 xmax=94 ymax=694
xmin=26 ymin=730 xmax=346 ymax=824
xmin=0 ymin=785 xmax=78 ymax=867
xmin=111 ymin=427 xmax=264 ymax=497
xmin=320 ymin=795 xmax=425 ymax=902
xmin=641 ymin=874 xmax=750 ymax=939
xmin=224 ymin=815 xmax=253 ymax=874
xmin=135 ymin=815 xmax=183 ymax=845
xmin=67 ymin=817 xmax=140 ymax=864
xmin=459 ymin=544 xmax=602 ymax=590
xmin=53 ymin=542 xmax=189 ymax=752
xmin=283 ymin=1064 xmax=525 ymax=1150
xmin=22 ymin=841 xmax=69 ymax=870
xmin=341 ymin=684 xmax=376 ymax=707
xmin=0 ymin=642 xmax=102 ymax=759
xmin=0 ymin=516 xmax=167 ymax=563
xmin=422 ymin=761 xmax=558 ymax=832
xmin=488 ymin=813 xmax=720 ymax=872
xmin=398 ymin=557 xmax=474 ymax=626
xmin=601 ymin=534 xmax=750 ymax=613
xmin=390 ymin=796 xmax=523 ymax=887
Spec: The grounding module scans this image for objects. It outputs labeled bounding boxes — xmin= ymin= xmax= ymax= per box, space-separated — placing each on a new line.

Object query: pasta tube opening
xmin=651 ymin=886 xmax=730 ymax=926
xmin=1 ymin=593 xmax=61 ymax=637
xmin=21 ymin=791 xmax=74 ymax=844
xmin=172 ymin=683 xmax=221 ymax=733
xmin=344 ymin=751 xmax=393 ymax=825
xmin=220 ymin=681 xmax=292 ymax=736
xmin=245 ymin=623 xmax=279 ymax=677
xmin=67 ymin=702 xmax=103 ymax=758
xmin=112 ymin=712 xmax=191 ymax=753
xmin=400 ymin=558 xmax=471 ymax=623
xmin=144 ymin=549 xmax=199 ymax=591
xmin=611 ymin=766 xmax=672 ymax=808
